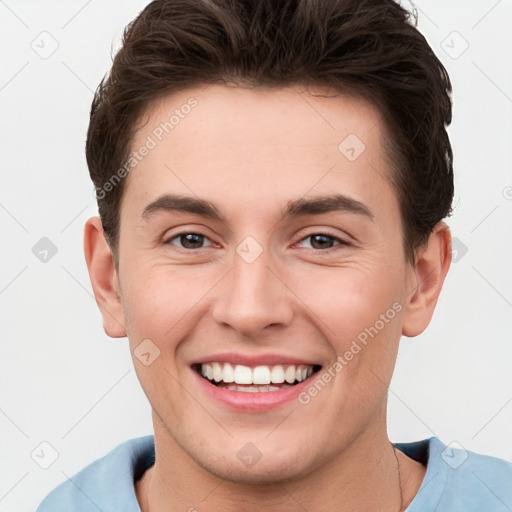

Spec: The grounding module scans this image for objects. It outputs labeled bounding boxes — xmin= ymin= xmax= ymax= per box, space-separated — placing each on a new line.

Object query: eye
xmin=296 ymin=232 xmax=350 ymax=251
xmin=164 ymin=232 xmax=215 ymax=250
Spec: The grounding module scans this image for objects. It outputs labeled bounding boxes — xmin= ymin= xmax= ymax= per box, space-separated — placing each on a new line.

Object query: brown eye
xmin=309 ymin=234 xmax=335 ymax=250
xmin=165 ymin=232 xmax=214 ymax=250
xmin=297 ymin=233 xmax=350 ymax=251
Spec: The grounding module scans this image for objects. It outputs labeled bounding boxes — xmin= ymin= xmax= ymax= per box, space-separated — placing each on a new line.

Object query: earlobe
xmin=83 ymin=216 xmax=127 ymax=338
xmin=401 ymin=222 xmax=452 ymax=337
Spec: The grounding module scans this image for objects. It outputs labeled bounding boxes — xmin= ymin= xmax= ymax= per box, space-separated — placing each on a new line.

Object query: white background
xmin=1 ymin=1 xmax=511 ymax=511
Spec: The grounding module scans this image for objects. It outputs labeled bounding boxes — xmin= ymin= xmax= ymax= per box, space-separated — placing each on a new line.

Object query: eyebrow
xmin=140 ymin=193 xmax=373 ymax=223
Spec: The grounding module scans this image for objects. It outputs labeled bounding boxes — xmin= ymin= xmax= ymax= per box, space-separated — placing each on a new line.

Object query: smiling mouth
xmin=192 ymin=362 xmax=322 ymax=392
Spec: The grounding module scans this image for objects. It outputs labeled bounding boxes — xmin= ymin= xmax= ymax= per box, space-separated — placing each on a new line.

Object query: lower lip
xmin=192 ymin=367 xmax=320 ymax=412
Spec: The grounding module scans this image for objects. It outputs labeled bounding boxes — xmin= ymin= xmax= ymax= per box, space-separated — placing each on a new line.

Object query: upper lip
xmin=190 ymin=353 xmax=322 ymax=367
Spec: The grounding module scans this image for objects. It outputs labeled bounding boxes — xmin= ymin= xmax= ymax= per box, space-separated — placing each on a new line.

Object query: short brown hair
xmin=86 ymin=0 xmax=453 ymax=264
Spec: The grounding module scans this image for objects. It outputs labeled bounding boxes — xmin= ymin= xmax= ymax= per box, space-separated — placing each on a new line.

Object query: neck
xmin=136 ymin=411 xmax=426 ymax=512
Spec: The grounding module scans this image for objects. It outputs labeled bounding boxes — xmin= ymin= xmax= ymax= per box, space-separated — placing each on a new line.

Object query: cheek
xmin=120 ymin=261 xmax=223 ymax=349
xmin=120 ymin=267 xmax=203 ymax=415
xmin=288 ymin=260 xmax=405 ymax=335
xmin=287 ymin=260 xmax=406 ymax=388
xmin=322 ymin=302 xmax=404 ymax=427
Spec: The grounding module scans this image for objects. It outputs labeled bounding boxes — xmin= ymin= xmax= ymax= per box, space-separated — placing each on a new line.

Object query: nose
xmin=211 ymin=246 xmax=294 ymax=337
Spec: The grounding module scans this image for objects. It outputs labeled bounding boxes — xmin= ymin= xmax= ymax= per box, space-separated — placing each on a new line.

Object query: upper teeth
xmin=200 ymin=363 xmax=314 ymax=385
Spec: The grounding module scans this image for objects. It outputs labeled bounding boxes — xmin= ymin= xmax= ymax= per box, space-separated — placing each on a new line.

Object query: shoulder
xmin=436 ymin=437 xmax=512 ymax=509
xmin=36 ymin=435 xmax=155 ymax=512
xmin=397 ymin=437 xmax=512 ymax=512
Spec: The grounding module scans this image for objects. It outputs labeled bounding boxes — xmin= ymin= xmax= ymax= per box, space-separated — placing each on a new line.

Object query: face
xmin=108 ymin=84 xmax=420 ymax=482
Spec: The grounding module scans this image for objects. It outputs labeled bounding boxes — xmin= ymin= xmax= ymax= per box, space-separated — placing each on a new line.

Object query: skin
xmin=84 ymin=84 xmax=451 ymax=512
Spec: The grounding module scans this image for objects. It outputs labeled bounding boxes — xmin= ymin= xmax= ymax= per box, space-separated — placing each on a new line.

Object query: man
xmin=37 ymin=0 xmax=512 ymax=510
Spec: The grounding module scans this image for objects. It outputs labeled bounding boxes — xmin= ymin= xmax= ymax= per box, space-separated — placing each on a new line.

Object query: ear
xmin=402 ymin=221 xmax=452 ymax=337
xmin=83 ymin=216 xmax=127 ymax=338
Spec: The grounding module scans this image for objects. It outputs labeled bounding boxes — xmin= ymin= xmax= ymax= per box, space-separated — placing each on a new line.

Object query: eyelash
xmin=299 ymin=232 xmax=352 ymax=251
xmin=163 ymin=231 xmax=351 ymax=253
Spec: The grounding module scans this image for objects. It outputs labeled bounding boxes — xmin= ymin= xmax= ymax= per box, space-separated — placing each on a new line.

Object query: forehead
xmin=135 ymin=84 xmax=385 ymax=151
xmin=122 ymin=84 xmax=396 ymax=223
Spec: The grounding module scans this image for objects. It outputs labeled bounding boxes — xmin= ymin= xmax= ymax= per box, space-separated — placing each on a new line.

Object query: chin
xmin=191 ymin=441 xmax=322 ymax=485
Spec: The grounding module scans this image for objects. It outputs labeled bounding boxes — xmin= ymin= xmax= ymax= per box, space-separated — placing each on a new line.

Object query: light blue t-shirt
xmin=36 ymin=435 xmax=512 ymax=511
